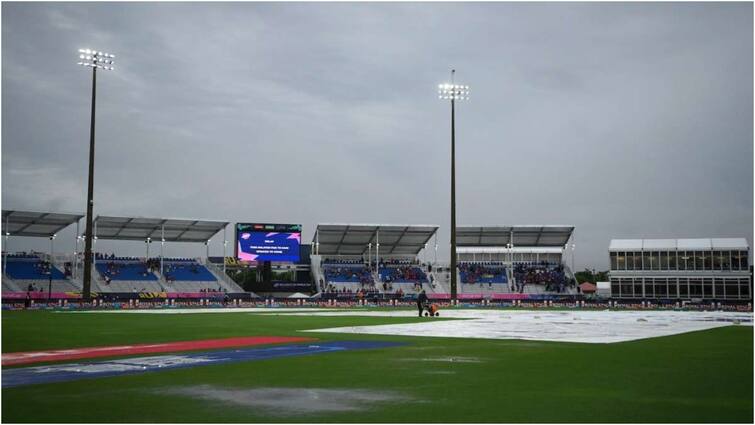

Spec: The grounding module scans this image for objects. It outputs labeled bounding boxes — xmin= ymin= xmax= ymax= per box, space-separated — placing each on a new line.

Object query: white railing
xmin=203 ymin=260 xmax=245 ymax=292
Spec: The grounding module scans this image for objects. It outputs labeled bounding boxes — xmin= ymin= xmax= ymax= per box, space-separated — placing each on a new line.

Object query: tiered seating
xmin=459 ymin=281 xmax=506 ymax=295
xmin=17 ymin=280 xmax=79 ymax=293
xmin=91 ymin=256 xmax=236 ymax=293
xmin=95 ymin=258 xmax=157 ymax=281
xmin=320 ymin=259 xmax=376 ymax=294
xmin=157 ymin=258 xmax=234 ymax=292
xmin=378 ymin=259 xmax=428 ymax=283
xmin=458 ymin=262 xmax=507 ymax=284
xmin=323 ymin=267 xmax=372 ymax=283
xmin=384 ymin=281 xmax=423 ymax=295
xmin=5 ymin=255 xmax=67 ymax=280
xmin=379 ymin=266 xmax=428 ymax=284
xmin=96 ymin=280 xmax=165 ymax=293
xmin=162 ymin=260 xmax=216 ymax=282
xmin=322 ymin=260 xmax=372 ymax=284
xmin=513 ymin=261 xmax=569 ymax=293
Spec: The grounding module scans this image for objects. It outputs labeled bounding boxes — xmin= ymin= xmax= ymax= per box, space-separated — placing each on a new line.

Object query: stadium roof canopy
xmin=609 ymin=238 xmax=750 ymax=251
xmin=1 ymin=210 xmax=84 ymax=237
xmin=456 ymin=225 xmax=575 ymax=248
xmin=313 ymin=224 xmax=439 ymax=256
xmin=89 ymin=216 xmax=230 ymax=243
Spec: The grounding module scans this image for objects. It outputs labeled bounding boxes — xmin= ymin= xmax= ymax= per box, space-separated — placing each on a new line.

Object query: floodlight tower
xmin=77 ymin=49 xmax=115 ymax=300
xmin=437 ymin=70 xmax=469 ymax=302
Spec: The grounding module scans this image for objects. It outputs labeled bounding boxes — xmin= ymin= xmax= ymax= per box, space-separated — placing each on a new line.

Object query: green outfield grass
xmin=2 ymin=309 xmax=752 ymax=423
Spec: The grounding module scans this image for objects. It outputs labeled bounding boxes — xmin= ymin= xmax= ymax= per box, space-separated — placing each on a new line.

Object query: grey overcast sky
xmin=2 ymin=2 xmax=752 ymax=269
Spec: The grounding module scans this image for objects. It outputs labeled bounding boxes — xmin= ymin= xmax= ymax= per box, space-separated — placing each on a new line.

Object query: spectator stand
xmin=455 ymin=225 xmax=576 ymax=294
xmin=378 ymin=259 xmax=429 ymax=294
xmin=2 ymin=210 xmax=84 ymax=293
xmin=86 ymin=215 xmax=237 ymax=292
xmin=312 ymin=224 xmax=438 ymax=295
xmin=458 ymin=261 xmax=507 ymax=284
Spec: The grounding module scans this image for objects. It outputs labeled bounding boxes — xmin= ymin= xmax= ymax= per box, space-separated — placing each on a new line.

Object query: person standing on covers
xmin=417 ymin=290 xmax=428 ymax=317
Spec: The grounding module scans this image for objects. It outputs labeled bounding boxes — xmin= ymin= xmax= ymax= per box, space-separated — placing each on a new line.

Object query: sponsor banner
xmin=427 ymin=293 xmax=494 ymax=300
xmin=166 ymin=292 xmax=226 ymax=299
xmin=491 ymin=293 xmax=530 ymax=300
xmin=3 ymin=341 xmax=405 ymax=388
xmin=323 ymin=292 xmax=361 ymax=299
xmin=457 ymin=294 xmax=488 ymax=300
xmin=427 ymin=293 xmax=532 ymax=300
xmin=2 ymin=292 xmax=257 ymax=301
xmin=526 ymin=294 xmax=580 ymax=301
xmin=103 ymin=292 xmax=234 ymax=300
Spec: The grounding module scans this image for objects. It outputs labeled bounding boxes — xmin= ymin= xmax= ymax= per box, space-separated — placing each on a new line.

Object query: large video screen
xmin=235 ymin=223 xmax=301 ymax=262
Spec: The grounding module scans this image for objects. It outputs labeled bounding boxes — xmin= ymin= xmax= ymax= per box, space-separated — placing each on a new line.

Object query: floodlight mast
xmin=437 ymin=70 xmax=469 ymax=302
xmin=77 ymin=49 xmax=115 ymax=301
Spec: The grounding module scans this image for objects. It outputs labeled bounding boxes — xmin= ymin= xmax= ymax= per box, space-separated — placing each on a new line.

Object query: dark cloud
xmin=2 ymin=2 xmax=752 ymax=268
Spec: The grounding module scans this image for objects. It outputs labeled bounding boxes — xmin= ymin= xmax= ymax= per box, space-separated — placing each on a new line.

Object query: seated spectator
xmin=458 ymin=262 xmax=507 ymax=284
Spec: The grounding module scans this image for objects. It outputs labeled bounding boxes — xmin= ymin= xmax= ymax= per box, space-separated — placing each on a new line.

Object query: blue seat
xmin=379 ymin=267 xmax=428 ymax=283
xmin=96 ymin=262 xmax=157 ymax=281
xmin=163 ymin=262 xmax=216 ymax=282
xmin=323 ymin=265 xmax=370 ymax=283
xmin=6 ymin=260 xmax=66 ymax=280
xmin=459 ymin=263 xmax=508 ymax=284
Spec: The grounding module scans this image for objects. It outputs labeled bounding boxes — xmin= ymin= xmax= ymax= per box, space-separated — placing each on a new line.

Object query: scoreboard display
xmin=235 ymin=223 xmax=301 ymax=263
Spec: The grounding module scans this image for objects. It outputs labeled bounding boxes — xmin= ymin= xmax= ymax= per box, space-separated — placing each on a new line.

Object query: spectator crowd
xmin=458 ymin=262 xmax=507 ymax=285
xmin=512 ymin=261 xmax=571 ymax=293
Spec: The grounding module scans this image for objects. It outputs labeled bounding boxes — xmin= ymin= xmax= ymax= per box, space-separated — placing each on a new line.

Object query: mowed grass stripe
xmin=1 ymin=310 xmax=433 ymax=352
xmin=2 ymin=310 xmax=751 ymax=423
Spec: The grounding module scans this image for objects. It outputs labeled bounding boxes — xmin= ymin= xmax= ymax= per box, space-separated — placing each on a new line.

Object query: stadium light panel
xmin=437 ymin=83 xmax=470 ymax=101
xmin=77 ymin=48 xmax=116 ymax=71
